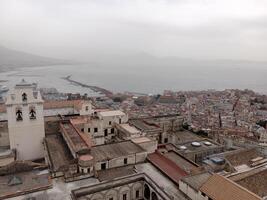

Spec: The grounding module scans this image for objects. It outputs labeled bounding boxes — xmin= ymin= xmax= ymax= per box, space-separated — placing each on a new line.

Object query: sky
xmin=1 ymin=0 xmax=267 ymax=61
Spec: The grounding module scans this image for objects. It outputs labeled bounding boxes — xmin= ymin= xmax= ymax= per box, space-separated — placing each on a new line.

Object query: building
xmin=199 ymin=174 xmax=262 ymax=200
xmin=71 ymin=173 xmax=171 ymax=200
xmin=5 ymin=80 xmax=45 ymax=160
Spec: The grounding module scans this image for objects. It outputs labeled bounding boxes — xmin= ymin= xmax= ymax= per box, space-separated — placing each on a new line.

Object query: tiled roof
xmin=181 ymin=172 xmax=212 ymax=190
xmin=147 ymin=151 xmax=188 ymax=185
xmin=44 ymin=100 xmax=84 ymax=110
xmin=200 ymin=174 xmax=262 ymax=200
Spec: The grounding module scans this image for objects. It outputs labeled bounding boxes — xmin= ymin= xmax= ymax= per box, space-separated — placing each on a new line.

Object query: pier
xmin=62 ymin=75 xmax=113 ymax=97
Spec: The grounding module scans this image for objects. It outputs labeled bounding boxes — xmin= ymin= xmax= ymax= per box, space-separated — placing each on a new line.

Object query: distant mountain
xmin=0 ymin=46 xmax=71 ymax=72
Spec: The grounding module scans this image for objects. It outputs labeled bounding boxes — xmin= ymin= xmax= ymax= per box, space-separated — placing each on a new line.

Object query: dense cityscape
xmin=0 ymin=79 xmax=266 ymax=200
xmin=1 ymin=0 xmax=267 ymax=199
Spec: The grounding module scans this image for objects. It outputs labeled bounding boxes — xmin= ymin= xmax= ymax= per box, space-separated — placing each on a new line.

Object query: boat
xmin=0 ymin=85 xmax=9 ymax=94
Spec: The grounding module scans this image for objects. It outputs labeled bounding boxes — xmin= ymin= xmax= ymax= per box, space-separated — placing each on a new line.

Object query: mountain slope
xmin=0 ymin=46 xmax=70 ymax=72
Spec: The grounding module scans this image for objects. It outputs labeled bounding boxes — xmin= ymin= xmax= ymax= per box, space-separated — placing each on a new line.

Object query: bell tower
xmin=5 ymin=80 xmax=45 ymax=161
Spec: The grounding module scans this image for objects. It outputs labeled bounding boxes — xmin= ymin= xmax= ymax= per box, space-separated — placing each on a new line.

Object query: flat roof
xmin=45 ymin=134 xmax=74 ymax=172
xmin=225 ymin=148 xmax=262 ymax=167
xmin=91 ymin=141 xmax=145 ymax=162
xmin=119 ymin=123 xmax=140 ymax=134
xmin=0 ymin=170 xmax=52 ymax=199
xmin=164 ymin=151 xmax=199 ymax=172
xmin=98 ymin=110 xmax=125 ymax=117
xmin=131 ymin=136 xmax=152 ymax=144
xmin=173 ymin=130 xmax=201 ymax=144
xmin=97 ymin=165 xmax=136 ymax=181
xmin=130 ymin=119 xmax=161 ymax=131
xmin=176 ymin=139 xmax=221 ymax=153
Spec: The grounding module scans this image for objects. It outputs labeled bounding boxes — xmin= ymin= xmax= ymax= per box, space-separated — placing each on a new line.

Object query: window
xmin=164 ymin=138 xmax=168 ymax=143
xmin=88 ymin=128 xmax=90 ymax=132
xmin=124 ymin=158 xmax=128 ymax=165
xmin=101 ymin=162 xmax=106 ymax=170
xmin=81 ymin=128 xmax=84 ymax=132
xmin=111 ymin=128 xmax=114 ymax=134
xmin=208 ymin=198 xmax=213 ymax=200
xmin=109 ymin=121 xmax=111 ymax=125
xmin=109 ymin=198 xmax=113 ymax=200
xmin=123 ymin=194 xmax=127 ymax=200
xmin=104 ymin=129 xmax=108 ymax=136
xmin=16 ymin=108 xmax=23 ymax=121
xmin=29 ymin=107 xmax=36 ymax=120
xmin=136 ymin=190 xmax=139 ymax=198
xmin=201 ymin=192 xmax=206 ymax=197
xmin=94 ymin=127 xmax=98 ymax=133
xmin=85 ymin=106 xmax=89 ymax=111
xmin=119 ymin=118 xmax=122 ymax=124
xmin=22 ymin=93 xmax=27 ymax=102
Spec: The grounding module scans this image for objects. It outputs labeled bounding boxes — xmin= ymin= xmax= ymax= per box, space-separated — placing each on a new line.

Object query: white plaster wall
xmin=6 ymin=87 xmax=45 ymax=161
xmin=135 ymin=152 xmax=147 ymax=163
xmin=108 ymin=155 xmax=135 ymax=168
xmin=0 ymin=113 xmax=7 ymax=121
xmin=136 ymin=140 xmax=158 ymax=154
xmin=44 ymin=108 xmax=76 ymax=116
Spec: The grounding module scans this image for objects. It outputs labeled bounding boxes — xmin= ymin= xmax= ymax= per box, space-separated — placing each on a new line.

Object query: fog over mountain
xmin=1 ymin=0 xmax=267 ymax=64
xmin=0 ymin=46 xmax=71 ymax=72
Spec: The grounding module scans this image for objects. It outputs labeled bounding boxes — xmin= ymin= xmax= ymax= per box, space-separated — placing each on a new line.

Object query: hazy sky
xmin=1 ymin=0 xmax=267 ymax=61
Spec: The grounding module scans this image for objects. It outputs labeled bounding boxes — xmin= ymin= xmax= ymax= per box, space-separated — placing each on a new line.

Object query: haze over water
xmin=0 ymin=64 xmax=266 ymax=95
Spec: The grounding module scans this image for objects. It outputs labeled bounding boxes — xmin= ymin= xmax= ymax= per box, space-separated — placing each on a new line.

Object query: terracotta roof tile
xmin=200 ymin=174 xmax=262 ymax=200
xmin=147 ymin=151 xmax=188 ymax=185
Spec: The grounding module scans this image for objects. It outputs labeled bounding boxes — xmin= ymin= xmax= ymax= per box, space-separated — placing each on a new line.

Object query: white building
xmin=5 ymin=80 xmax=45 ymax=161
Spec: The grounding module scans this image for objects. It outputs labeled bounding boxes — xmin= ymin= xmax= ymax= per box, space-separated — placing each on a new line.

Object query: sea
xmin=0 ymin=64 xmax=266 ymax=96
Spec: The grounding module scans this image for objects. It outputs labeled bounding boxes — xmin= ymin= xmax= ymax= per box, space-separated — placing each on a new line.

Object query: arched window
xmin=151 ymin=192 xmax=158 ymax=200
xmin=144 ymin=184 xmax=150 ymax=200
xmin=22 ymin=93 xmax=27 ymax=102
xmin=16 ymin=108 xmax=23 ymax=121
xmin=29 ymin=107 xmax=36 ymax=120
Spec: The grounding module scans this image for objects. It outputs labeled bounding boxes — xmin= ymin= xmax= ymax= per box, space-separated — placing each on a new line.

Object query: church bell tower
xmin=5 ymin=80 xmax=45 ymax=161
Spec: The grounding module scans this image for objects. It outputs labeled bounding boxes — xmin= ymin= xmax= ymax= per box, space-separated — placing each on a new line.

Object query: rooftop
xmin=172 ymin=130 xmax=202 ymax=144
xmin=147 ymin=151 xmax=188 ymax=185
xmin=131 ymin=136 xmax=152 ymax=144
xmin=130 ymin=119 xmax=161 ymax=132
xmin=135 ymin=163 xmax=188 ymax=200
xmin=225 ymin=148 xmax=263 ymax=168
xmin=181 ymin=172 xmax=212 ymax=191
xmin=118 ymin=123 xmax=141 ymax=134
xmin=200 ymin=174 xmax=261 ymax=200
xmin=231 ymin=167 xmax=267 ymax=198
xmin=44 ymin=134 xmax=74 ymax=172
xmin=60 ymin=121 xmax=91 ymax=155
xmin=98 ymin=110 xmax=125 ymax=117
xmin=0 ymin=170 xmax=52 ymax=199
xmin=91 ymin=141 xmax=145 ymax=162
xmin=97 ymin=165 xmax=136 ymax=181
xmin=176 ymin=139 xmax=222 ymax=153
xmin=163 ymin=150 xmax=200 ymax=173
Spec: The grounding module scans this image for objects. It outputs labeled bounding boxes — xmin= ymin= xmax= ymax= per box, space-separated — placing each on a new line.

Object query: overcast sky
xmin=1 ymin=0 xmax=267 ymax=61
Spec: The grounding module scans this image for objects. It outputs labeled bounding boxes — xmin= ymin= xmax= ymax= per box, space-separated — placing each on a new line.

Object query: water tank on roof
xmin=204 ymin=141 xmax=212 ymax=146
xmin=191 ymin=142 xmax=201 ymax=147
xmin=179 ymin=145 xmax=187 ymax=150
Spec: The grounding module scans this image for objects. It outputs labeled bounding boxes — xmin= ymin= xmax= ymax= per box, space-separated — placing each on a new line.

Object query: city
xmin=0 ymin=79 xmax=266 ymax=200
xmin=1 ymin=1 xmax=267 ymax=200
